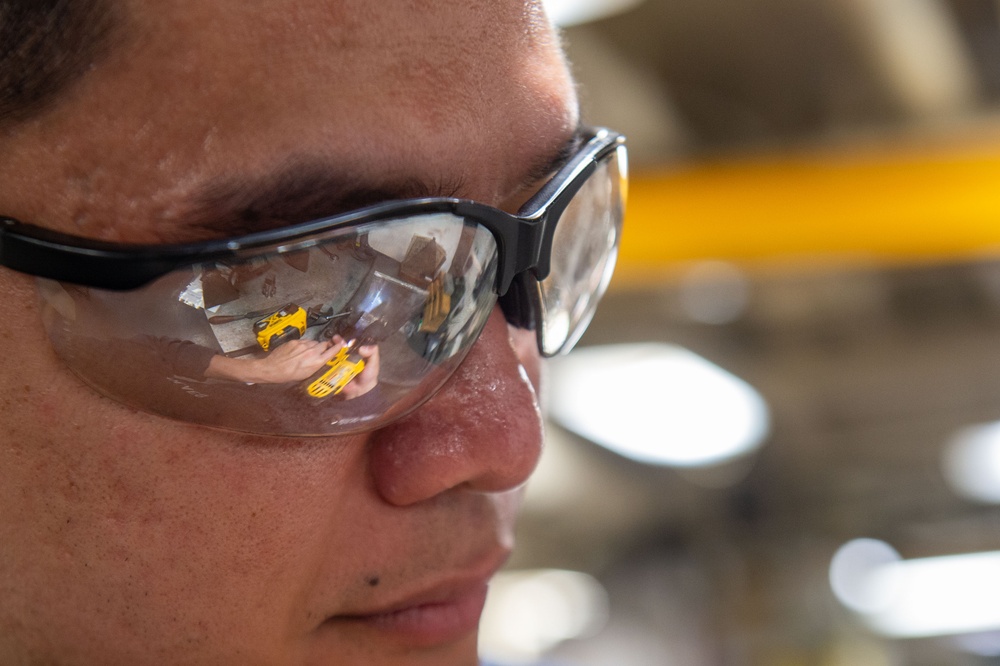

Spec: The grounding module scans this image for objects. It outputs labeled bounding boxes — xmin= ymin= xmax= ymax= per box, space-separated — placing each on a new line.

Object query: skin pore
xmin=0 ymin=1 xmax=577 ymax=665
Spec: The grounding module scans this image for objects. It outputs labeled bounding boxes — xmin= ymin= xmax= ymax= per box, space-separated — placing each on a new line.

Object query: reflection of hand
xmin=256 ymin=339 xmax=339 ymax=383
xmin=207 ymin=339 xmax=337 ymax=384
xmin=330 ymin=335 xmax=380 ymax=398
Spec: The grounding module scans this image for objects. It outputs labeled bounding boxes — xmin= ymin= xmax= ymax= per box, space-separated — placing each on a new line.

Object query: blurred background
xmin=479 ymin=1 xmax=1000 ymax=664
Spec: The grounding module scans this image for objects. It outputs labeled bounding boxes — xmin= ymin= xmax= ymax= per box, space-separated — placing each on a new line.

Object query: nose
xmin=367 ymin=307 xmax=544 ymax=506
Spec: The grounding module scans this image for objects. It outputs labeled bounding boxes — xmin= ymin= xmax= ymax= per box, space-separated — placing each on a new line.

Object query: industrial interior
xmin=478 ymin=2 xmax=1000 ymax=664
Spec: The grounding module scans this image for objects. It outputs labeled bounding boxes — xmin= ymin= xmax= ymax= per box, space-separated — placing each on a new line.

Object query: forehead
xmin=0 ymin=0 xmax=578 ymax=240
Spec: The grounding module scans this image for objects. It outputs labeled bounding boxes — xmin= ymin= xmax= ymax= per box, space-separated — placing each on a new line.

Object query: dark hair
xmin=0 ymin=0 xmax=117 ymax=124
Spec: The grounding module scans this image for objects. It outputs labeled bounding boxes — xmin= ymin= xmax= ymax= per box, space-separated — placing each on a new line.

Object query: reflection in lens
xmin=539 ymin=146 xmax=626 ymax=356
xmin=39 ymin=214 xmax=499 ymax=436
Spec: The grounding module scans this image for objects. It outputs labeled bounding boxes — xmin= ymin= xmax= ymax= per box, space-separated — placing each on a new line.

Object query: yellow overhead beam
xmin=615 ymin=137 xmax=1000 ymax=286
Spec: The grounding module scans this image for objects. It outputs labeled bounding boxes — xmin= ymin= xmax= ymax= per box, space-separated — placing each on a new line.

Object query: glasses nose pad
xmin=498 ymin=272 xmax=539 ymax=332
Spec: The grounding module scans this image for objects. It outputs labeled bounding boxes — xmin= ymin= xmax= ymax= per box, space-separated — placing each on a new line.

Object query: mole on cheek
xmin=366 ymin=576 xmax=380 ymax=587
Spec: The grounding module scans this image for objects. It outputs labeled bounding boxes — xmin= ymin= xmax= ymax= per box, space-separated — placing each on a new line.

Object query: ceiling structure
xmin=487 ymin=3 xmax=1000 ymax=665
xmin=566 ymin=0 xmax=1000 ymax=162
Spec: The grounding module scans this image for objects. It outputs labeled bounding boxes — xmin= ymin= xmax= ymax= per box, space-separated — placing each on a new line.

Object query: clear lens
xmin=39 ymin=213 xmax=499 ymax=436
xmin=538 ymin=145 xmax=626 ymax=356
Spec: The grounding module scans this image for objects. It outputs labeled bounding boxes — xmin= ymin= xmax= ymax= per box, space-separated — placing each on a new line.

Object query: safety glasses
xmin=0 ymin=128 xmax=626 ymax=436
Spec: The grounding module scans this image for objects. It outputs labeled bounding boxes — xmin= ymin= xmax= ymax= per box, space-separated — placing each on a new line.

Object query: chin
xmin=300 ymin=628 xmax=482 ymax=666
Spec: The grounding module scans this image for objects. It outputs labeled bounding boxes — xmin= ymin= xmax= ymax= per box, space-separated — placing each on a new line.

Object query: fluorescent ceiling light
xmin=831 ymin=540 xmax=1000 ymax=638
xmin=479 ymin=569 xmax=608 ymax=663
xmin=943 ymin=422 xmax=1000 ymax=503
xmin=548 ymin=343 xmax=770 ymax=467
xmin=679 ymin=261 xmax=751 ymax=325
xmin=953 ymin=632 xmax=1000 ymax=658
xmin=830 ymin=539 xmax=902 ymax=614
xmin=543 ymin=0 xmax=644 ymax=27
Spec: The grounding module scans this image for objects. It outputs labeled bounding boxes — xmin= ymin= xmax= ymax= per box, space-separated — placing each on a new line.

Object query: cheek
xmin=1 ymin=414 xmax=369 ymax=661
xmin=0 ymin=278 xmax=366 ymax=657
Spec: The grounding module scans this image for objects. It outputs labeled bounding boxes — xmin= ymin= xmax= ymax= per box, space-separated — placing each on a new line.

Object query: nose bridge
xmin=456 ymin=202 xmax=545 ymax=297
xmin=367 ymin=308 xmax=543 ymax=507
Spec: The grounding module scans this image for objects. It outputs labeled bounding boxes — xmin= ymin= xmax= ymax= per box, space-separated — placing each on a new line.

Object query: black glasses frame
xmin=0 ymin=128 xmax=625 ymax=300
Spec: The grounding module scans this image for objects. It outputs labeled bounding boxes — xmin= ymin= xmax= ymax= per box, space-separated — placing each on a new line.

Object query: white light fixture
xmin=479 ymin=569 xmax=609 ymax=664
xmin=943 ymin=422 xmax=1000 ymax=503
xmin=829 ymin=538 xmax=902 ymax=615
xmin=831 ymin=540 xmax=1000 ymax=638
xmin=543 ymin=0 xmax=644 ymax=27
xmin=679 ymin=261 xmax=751 ymax=325
xmin=547 ymin=343 xmax=770 ymax=467
xmin=953 ymin=631 xmax=1000 ymax=658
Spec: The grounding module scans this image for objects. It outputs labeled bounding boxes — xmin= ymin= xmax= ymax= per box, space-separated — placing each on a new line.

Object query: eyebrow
xmin=172 ymin=125 xmax=588 ymax=243
xmin=171 ymin=162 xmax=459 ymax=242
xmin=516 ymin=124 xmax=588 ymax=193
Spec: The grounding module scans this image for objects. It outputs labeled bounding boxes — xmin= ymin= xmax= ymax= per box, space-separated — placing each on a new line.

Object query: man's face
xmin=0 ymin=1 xmax=577 ymax=664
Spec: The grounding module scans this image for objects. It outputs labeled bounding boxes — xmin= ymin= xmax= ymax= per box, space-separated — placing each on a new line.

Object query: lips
xmin=322 ymin=553 xmax=507 ymax=648
xmin=336 ymin=581 xmax=489 ymax=647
